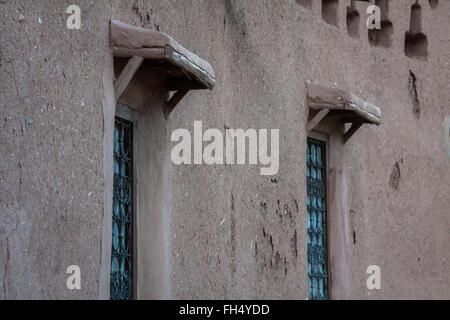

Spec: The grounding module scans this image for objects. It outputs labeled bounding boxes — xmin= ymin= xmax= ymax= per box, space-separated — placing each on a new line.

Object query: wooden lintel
xmin=306 ymin=82 xmax=381 ymax=125
xmin=343 ymin=122 xmax=363 ymax=143
xmin=307 ymin=108 xmax=330 ymax=132
xmin=164 ymin=90 xmax=189 ymax=118
xmin=114 ymin=56 xmax=144 ymax=101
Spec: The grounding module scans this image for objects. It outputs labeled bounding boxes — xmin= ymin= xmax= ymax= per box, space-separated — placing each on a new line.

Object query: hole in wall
xmin=405 ymin=33 xmax=428 ymax=60
xmin=368 ymin=0 xmax=393 ymax=48
xmin=347 ymin=8 xmax=360 ymax=38
xmin=368 ymin=20 xmax=394 ymax=48
xmin=295 ymin=0 xmax=313 ymax=9
xmin=429 ymin=0 xmax=438 ymax=9
xmin=322 ymin=0 xmax=339 ymax=26
xmin=404 ymin=4 xmax=428 ymax=60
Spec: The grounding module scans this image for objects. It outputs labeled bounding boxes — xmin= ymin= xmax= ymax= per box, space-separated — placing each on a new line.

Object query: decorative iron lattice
xmin=306 ymin=138 xmax=328 ymax=300
xmin=110 ymin=117 xmax=133 ymax=300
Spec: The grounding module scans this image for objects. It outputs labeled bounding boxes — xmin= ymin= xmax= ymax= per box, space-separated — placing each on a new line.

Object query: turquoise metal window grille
xmin=307 ymin=138 xmax=328 ymax=300
xmin=110 ymin=117 xmax=134 ymax=300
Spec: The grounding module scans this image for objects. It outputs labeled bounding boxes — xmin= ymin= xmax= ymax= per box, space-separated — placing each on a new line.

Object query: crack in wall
xmin=229 ymin=193 xmax=236 ymax=287
xmin=389 ymin=161 xmax=401 ymax=190
xmin=3 ymin=238 xmax=9 ymax=296
xmin=408 ymin=71 xmax=421 ymax=119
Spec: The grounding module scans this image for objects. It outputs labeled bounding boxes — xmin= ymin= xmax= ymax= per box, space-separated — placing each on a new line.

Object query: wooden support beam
xmin=307 ymin=108 xmax=330 ymax=132
xmin=343 ymin=122 xmax=363 ymax=143
xmin=306 ymin=82 xmax=381 ymax=125
xmin=114 ymin=56 xmax=144 ymax=100
xmin=164 ymin=90 xmax=189 ymax=119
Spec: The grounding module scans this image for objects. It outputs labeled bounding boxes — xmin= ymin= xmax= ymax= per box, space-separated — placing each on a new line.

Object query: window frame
xmin=307 ymin=130 xmax=331 ymax=300
xmin=112 ymin=103 xmax=138 ymax=300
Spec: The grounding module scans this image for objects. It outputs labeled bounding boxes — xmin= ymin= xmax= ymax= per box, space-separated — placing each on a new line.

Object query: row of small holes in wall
xmin=296 ymin=0 xmax=440 ymax=61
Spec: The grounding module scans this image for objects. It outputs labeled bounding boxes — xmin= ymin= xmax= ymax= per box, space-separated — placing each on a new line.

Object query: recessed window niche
xmin=368 ymin=20 xmax=394 ymax=48
xmin=368 ymin=0 xmax=394 ymax=48
xmin=429 ymin=0 xmax=438 ymax=9
xmin=322 ymin=0 xmax=339 ymax=27
xmin=404 ymin=4 xmax=428 ymax=60
xmin=346 ymin=4 xmax=360 ymax=39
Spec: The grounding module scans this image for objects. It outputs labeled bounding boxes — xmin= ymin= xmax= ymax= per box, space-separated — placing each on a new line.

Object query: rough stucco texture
xmin=0 ymin=0 xmax=110 ymax=299
xmin=1 ymin=0 xmax=450 ymax=299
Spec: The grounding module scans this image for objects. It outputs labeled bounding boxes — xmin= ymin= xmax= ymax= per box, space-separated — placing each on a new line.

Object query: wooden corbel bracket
xmin=114 ymin=56 xmax=144 ymax=101
xmin=164 ymin=90 xmax=189 ymax=119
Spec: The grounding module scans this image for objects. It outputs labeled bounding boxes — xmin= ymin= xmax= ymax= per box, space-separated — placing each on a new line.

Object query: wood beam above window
xmin=110 ymin=20 xmax=216 ymax=91
xmin=306 ymin=82 xmax=382 ymax=142
xmin=110 ymin=20 xmax=216 ymax=117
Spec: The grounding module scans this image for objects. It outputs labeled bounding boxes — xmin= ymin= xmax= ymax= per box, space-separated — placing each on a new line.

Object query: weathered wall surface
xmin=0 ymin=0 xmax=112 ymax=299
xmin=1 ymin=0 xmax=449 ymax=299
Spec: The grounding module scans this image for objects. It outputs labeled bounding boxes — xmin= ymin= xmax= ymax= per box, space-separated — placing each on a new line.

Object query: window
xmin=306 ymin=136 xmax=329 ymax=300
xmin=100 ymin=20 xmax=216 ymax=300
xmin=305 ymin=84 xmax=381 ymax=299
xmin=110 ymin=112 xmax=134 ymax=300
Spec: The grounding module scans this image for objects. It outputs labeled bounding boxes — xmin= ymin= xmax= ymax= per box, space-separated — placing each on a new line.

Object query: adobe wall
xmin=0 ymin=0 xmax=111 ymax=299
xmin=0 ymin=0 xmax=449 ymax=299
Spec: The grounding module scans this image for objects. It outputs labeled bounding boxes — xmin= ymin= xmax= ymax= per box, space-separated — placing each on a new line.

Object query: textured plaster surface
xmin=0 ymin=0 xmax=110 ymax=299
xmin=0 ymin=0 xmax=449 ymax=299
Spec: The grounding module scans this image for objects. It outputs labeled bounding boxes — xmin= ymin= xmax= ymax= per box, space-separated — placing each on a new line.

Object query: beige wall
xmin=0 ymin=0 xmax=449 ymax=299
